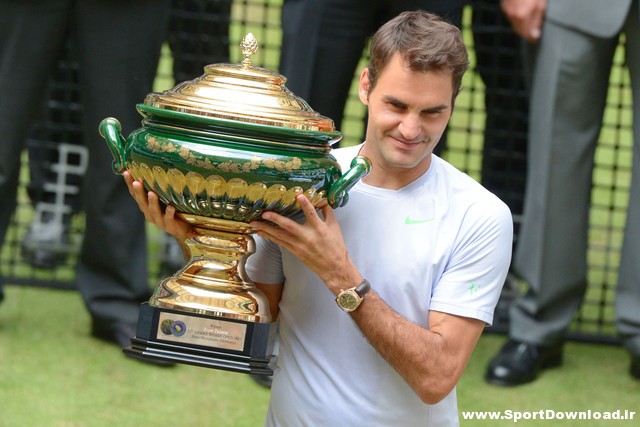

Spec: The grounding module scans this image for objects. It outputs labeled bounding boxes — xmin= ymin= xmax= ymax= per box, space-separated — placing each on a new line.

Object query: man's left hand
xmin=250 ymin=194 xmax=361 ymax=293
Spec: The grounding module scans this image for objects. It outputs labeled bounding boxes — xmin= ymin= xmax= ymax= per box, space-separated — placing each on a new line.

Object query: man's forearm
xmin=348 ymin=290 xmax=482 ymax=404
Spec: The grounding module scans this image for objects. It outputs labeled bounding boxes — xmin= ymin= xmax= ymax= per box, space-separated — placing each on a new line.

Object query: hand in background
xmin=501 ymin=0 xmax=546 ymax=43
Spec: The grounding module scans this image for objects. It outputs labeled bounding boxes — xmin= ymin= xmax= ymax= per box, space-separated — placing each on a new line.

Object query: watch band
xmin=354 ymin=279 xmax=371 ymax=298
xmin=335 ymin=279 xmax=371 ymax=312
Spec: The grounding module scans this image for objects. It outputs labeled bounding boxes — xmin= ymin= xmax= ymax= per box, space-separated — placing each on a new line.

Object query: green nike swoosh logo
xmin=404 ymin=216 xmax=434 ymax=225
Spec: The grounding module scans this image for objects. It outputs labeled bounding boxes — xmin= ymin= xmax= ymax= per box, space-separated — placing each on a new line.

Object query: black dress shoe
xmin=485 ymin=339 xmax=563 ymax=386
xmin=91 ymin=322 xmax=175 ymax=367
xmin=250 ymin=373 xmax=273 ymax=389
xmin=91 ymin=321 xmax=137 ymax=348
xmin=631 ymin=355 xmax=640 ymax=380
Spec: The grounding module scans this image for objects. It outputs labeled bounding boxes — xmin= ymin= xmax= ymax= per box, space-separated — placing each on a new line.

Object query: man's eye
xmin=423 ymin=109 xmax=444 ymax=117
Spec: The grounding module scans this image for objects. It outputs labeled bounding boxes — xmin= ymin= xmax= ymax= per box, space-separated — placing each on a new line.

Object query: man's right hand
xmin=123 ymin=171 xmax=196 ymax=241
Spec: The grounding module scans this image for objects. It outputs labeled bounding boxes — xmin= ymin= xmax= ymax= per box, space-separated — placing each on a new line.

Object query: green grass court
xmin=1 ymin=285 xmax=638 ymax=426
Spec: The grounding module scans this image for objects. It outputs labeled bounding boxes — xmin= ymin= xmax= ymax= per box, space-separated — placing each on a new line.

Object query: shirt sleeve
xmin=245 ymin=234 xmax=285 ymax=285
xmin=429 ymin=197 xmax=513 ymax=325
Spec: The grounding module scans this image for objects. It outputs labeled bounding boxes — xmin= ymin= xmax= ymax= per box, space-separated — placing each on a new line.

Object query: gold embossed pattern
xmin=129 ymin=161 xmax=326 ymax=223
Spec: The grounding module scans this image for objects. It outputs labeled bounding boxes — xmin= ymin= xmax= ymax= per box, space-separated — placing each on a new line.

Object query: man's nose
xmin=398 ymin=114 xmax=421 ymax=141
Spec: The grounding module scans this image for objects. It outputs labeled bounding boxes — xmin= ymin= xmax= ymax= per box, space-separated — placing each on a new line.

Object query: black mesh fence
xmin=1 ymin=0 xmax=632 ymax=344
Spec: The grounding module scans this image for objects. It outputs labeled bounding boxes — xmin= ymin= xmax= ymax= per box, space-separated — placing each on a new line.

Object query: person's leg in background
xmin=73 ymin=0 xmax=171 ymax=354
xmin=279 ymin=0 xmax=379 ymax=135
xmin=168 ymin=0 xmax=231 ymax=82
xmin=0 ymin=0 xmax=73 ymax=303
xmin=22 ymin=33 xmax=87 ymax=270
xmin=472 ymin=0 xmax=528 ymax=240
xmin=471 ymin=0 xmax=529 ymax=329
xmin=486 ymin=18 xmax=618 ymax=386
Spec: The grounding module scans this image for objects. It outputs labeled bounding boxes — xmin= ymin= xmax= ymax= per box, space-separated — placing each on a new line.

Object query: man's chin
xmin=383 ymin=153 xmax=431 ymax=171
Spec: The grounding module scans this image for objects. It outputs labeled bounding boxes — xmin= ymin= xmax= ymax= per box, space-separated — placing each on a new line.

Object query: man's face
xmin=359 ymin=53 xmax=454 ymax=184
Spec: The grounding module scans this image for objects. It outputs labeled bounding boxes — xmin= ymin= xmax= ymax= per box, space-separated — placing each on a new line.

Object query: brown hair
xmin=366 ymin=10 xmax=469 ymax=100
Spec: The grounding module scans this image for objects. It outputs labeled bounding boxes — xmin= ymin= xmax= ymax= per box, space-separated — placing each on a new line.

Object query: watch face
xmin=337 ymin=291 xmax=358 ymax=310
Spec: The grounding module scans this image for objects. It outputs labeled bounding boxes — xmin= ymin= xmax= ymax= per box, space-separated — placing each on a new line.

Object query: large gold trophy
xmin=99 ymin=34 xmax=370 ymax=374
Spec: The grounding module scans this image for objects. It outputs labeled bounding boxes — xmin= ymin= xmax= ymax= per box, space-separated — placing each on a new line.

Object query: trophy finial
xmin=240 ymin=33 xmax=258 ymax=68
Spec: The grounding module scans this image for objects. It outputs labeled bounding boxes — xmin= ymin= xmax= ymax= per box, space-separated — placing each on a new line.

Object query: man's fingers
xmin=147 ymin=191 xmax=163 ymax=220
xmin=124 ymin=173 xmax=153 ymax=215
xmin=258 ymin=213 xmax=295 ymax=238
xmin=296 ymin=194 xmax=324 ymax=226
xmin=121 ymin=171 xmax=197 ymax=240
xmin=123 ymin=171 xmax=136 ymax=196
xmin=500 ymin=0 xmax=545 ymax=43
xmin=321 ymin=203 xmax=336 ymax=228
xmin=528 ymin=7 xmax=544 ymax=42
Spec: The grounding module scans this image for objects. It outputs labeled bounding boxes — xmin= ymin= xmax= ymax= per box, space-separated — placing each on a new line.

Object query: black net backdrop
xmin=1 ymin=0 xmax=632 ymax=344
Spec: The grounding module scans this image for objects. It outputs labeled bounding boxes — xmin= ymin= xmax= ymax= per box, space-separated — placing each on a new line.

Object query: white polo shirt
xmin=247 ymin=144 xmax=513 ymax=427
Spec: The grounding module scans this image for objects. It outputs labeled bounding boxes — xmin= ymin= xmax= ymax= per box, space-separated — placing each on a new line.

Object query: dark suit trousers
xmin=0 ymin=0 xmax=169 ymax=325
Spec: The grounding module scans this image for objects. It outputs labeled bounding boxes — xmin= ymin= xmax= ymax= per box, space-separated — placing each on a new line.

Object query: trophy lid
xmin=143 ymin=33 xmax=335 ymax=134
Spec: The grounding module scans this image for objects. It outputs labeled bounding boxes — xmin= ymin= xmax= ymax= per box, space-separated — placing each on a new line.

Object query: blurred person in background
xmin=20 ymin=34 xmax=87 ymax=270
xmin=470 ymin=0 xmax=529 ymax=328
xmin=20 ymin=0 xmax=233 ymax=274
xmin=167 ymin=0 xmax=231 ymax=83
xmin=486 ymin=0 xmax=640 ymax=385
xmin=0 ymin=0 xmax=170 ymax=364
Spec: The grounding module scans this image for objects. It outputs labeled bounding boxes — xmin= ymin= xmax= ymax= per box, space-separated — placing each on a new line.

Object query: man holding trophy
xmin=124 ymin=10 xmax=512 ymax=427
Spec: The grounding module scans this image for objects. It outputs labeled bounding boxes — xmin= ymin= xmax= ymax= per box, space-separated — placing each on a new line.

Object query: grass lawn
xmin=1 ymin=285 xmax=638 ymax=426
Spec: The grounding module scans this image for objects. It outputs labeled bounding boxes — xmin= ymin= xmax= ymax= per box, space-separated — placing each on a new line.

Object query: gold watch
xmin=335 ymin=279 xmax=371 ymax=312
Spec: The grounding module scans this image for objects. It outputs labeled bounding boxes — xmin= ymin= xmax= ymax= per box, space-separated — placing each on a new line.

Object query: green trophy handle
xmin=99 ymin=117 xmax=128 ymax=174
xmin=327 ymin=155 xmax=371 ymax=208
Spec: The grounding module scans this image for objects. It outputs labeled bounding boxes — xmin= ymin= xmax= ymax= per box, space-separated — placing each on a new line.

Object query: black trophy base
xmin=124 ymin=303 xmax=273 ymax=375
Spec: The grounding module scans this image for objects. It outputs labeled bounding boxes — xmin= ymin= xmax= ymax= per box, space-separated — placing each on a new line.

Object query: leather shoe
xmin=631 ymin=355 xmax=640 ymax=380
xmin=92 ymin=321 xmax=138 ymax=348
xmin=91 ymin=321 xmax=175 ymax=367
xmin=250 ymin=373 xmax=273 ymax=388
xmin=485 ymin=339 xmax=563 ymax=386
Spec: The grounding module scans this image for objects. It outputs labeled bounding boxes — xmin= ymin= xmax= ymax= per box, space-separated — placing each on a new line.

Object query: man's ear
xmin=358 ymin=68 xmax=370 ymax=105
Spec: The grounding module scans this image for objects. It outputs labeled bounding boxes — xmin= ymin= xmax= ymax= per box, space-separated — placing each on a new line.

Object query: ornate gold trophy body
xmin=99 ymin=34 xmax=370 ymax=374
